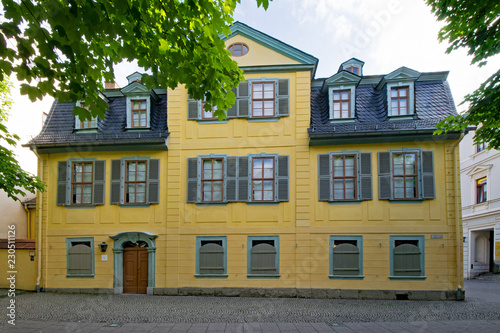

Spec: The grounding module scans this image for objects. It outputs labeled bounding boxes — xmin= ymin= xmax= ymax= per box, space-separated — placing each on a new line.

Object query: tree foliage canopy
xmin=0 ymin=78 xmax=45 ymax=201
xmin=427 ymin=1 xmax=500 ymax=149
xmin=0 ymin=0 xmax=269 ymax=120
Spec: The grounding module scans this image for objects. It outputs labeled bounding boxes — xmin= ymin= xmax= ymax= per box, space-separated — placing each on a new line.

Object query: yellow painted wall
xmin=225 ymin=35 xmax=300 ymax=67
xmin=0 ymin=249 xmax=37 ymax=290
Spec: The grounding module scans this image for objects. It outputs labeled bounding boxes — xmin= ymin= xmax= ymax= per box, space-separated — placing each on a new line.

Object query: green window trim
xmin=187 ymin=154 xmax=289 ymax=204
xmin=378 ymin=149 xmax=435 ymax=201
xmin=389 ymin=235 xmax=426 ymax=280
xmin=187 ymin=78 xmax=289 ymax=121
xmin=110 ymin=156 xmax=160 ymax=206
xmin=56 ymin=158 xmax=105 ymax=207
xmin=247 ymin=235 xmax=280 ymax=278
xmin=195 ymin=236 xmax=227 ymax=278
xmin=329 ymin=235 xmax=363 ymax=279
xmin=318 ymin=151 xmax=372 ymax=202
xmin=66 ymin=237 xmax=95 ymax=278
xmin=328 ymin=85 xmax=356 ymax=120
xmin=125 ymin=96 xmax=151 ymax=129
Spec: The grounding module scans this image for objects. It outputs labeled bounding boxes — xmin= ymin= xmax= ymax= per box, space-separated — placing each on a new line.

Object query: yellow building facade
xmin=26 ymin=22 xmax=464 ymax=299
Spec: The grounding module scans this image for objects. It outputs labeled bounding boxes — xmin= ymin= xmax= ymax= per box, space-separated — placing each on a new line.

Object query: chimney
xmin=104 ymin=82 xmax=120 ymax=89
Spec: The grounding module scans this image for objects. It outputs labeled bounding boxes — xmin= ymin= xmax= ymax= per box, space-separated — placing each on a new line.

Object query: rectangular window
xmin=390 ymin=235 xmax=425 ymax=279
xmin=392 ymin=152 xmax=417 ymax=199
xmin=332 ymin=90 xmax=350 ymax=119
xmin=345 ymin=66 xmax=359 ymax=75
xmin=252 ymin=82 xmax=275 ymax=117
xmin=201 ymin=101 xmax=217 ymax=119
xmin=195 ymin=236 xmax=227 ymax=277
xmin=125 ymin=161 xmax=147 ymax=204
xmin=77 ymin=103 xmax=97 ymax=129
xmin=66 ymin=237 xmax=94 ymax=277
xmin=477 ymin=177 xmax=487 ymax=204
xmin=329 ymin=235 xmax=363 ymax=279
xmin=131 ymin=100 xmax=147 ymax=127
xmin=71 ymin=162 xmax=93 ymax=205
xmin=247 ymin=235 xmax=279 ymax=278
xmin=202 ymin=158 xmax=224 ymax=202
xmin=251 ymin=157 xmax=275 ymax=201
xmin=476 ymin=143 xmax=486 ymax=153
xmin=333 ymin=155 xmax=357 ymax=200
xmin=390 ymin=87 xmax=409 ymax=116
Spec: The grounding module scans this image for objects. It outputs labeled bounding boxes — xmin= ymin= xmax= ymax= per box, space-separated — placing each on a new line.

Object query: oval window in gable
xmin=228 ymin=43 xmax=249 ymax=57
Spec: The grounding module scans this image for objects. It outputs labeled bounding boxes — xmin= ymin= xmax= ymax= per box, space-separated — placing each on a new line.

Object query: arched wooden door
xmin=123 ymin=242 xmax=148 ymax=294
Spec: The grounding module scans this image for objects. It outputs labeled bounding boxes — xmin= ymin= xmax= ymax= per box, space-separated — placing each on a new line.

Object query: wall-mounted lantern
xmin=98 ymin=242 xmax=108 ymax=253
xmin=29 ymin=251 xmax=35 ymax=261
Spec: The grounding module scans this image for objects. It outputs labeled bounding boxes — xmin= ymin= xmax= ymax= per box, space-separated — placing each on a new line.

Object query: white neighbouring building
xmin=460 ymin=132 xmax=500 ymax=279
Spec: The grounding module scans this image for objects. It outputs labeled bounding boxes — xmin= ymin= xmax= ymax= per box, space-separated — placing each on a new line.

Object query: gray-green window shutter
xmin=110 ymin=159 xmax=122 ymax=204
xmin=187 ymin=158 xmax=198 ymax=203
xmin=226 ymin=157 xmax=237 ymax=202
xmin=318 ymin=154 xmax=331 ymax=201
xmin=238 ymin=156 xmax=249 ymax=202
xmin=394 ymin=244 xmax=421 ymax=276
xmin=148 ymin=159 xmax=160 ymax=204
xmin=93 ymin=161 xmax=105 ymax=205
xmin=68 ymin=243 xmax=91 ymax=275
xmin=421 ymin=150 xmax=435 ymax=199
xmin=378 ymin=152 xmax=392 ymax=200
xmin=227 ymin=87 xmax=238 ymax=118
xmin=251 ymin=243 xmax=277 ymax=275
xmin=359 ymin=152 xmax=372 ymax=200
xmin=238 ymin=81 xmax=250 ymax=117
xmin=277 ymin=79 xmax=289 ymax=116
xmin=199 ymin=243 xmax=224 ymax=274
xmin=57 ymin=161 xmax=68 ymax=206
xmin=187 ymin=94 xmax=200 ymax=120
xmin=277 ymin=155 xmax=289 ymax=202
xmin=333 ymin=243 xmax=360 ymax=276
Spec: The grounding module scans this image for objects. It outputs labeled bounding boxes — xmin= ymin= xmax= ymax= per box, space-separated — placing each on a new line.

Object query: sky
xmin=5 ymin=0 xmax=500 ymax=175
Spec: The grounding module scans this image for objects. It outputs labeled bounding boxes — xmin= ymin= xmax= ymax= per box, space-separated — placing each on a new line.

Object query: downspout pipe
xmin=32 ymin=148 xmax=43 ymax=293
xmin=451 ymin=132 xmax=465 ymax=300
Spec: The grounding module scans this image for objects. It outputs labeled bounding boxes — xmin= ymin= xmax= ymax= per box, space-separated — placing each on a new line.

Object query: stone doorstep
xmin=42 ymin=287 xmax=460 ymax=300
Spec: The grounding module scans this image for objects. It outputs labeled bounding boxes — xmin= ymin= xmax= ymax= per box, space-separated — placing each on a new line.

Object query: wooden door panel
xmin=137 ymin=249 xmax=149 ymax=294
xmin=123 ymin=249 xmax=138 ymax=293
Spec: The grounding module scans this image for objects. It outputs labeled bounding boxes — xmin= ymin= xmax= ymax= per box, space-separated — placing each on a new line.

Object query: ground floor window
xmin=247 ymin=236 xmax=280 ymax=278
xmin=390 ymin=235 xmax=425 ymax=280
xmin=329 ymin=235 xmax=363 ymax=279
xmin=195 ymin=236 xmax=227 ymax=277
xmin=66 ymin=237 xmax=94 ymax=278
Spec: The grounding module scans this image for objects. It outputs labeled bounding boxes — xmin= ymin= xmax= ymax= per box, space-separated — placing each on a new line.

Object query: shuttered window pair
xmin=390 ymin=235 xmax=425 ymax=279
xmin=187 ymin=154 xmax=289 ymax=204
xmin=196 ymin=236 xmax=227 ymax=277
xmin=66 ymin=237 xmax=94 ymax=277
xmin=110 ymin=158 xmax=160 ymax=205
xmin=329 ymin=236 xmax=363 ymax=279
xmin=57 ymin=160 xmax=105 ymax=206
xmin=318 ymin=151 xmax=372 ymax=202
xmin=247 ymin=236 xmax=279 ymax=277
xmin=187 ymin=79 xmax=289 ymax=120
xmin=378 ymin=150 xmax=435 ymax=200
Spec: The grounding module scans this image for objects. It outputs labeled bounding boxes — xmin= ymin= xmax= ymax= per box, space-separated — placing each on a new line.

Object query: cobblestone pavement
xmin=1 ymin=279 xmax=499 ymax=332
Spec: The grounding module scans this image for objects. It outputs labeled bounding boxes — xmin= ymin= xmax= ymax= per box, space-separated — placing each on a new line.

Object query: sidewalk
xmin=3 ymin=319 xmax=500 ymax=332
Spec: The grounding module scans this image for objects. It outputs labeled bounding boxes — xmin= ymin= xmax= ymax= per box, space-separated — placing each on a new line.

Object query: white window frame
xmin=328 ymin=85 xmax=356 ymax=120
xmin=126 ymin=96 xmax=151 ymax=129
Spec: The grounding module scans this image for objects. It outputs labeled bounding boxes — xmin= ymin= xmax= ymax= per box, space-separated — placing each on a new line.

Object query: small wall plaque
xmin=101 ymin=254 xmax=108 ymax=261
xmin=431 ymin=234 xmax=443 ymax=239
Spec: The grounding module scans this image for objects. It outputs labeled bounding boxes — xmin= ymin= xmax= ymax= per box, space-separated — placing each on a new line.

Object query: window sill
xmin=74 ymin=129 xmax=99 ymax=133
xmin=248 ymin=117 xmax=280 ymax=123
xmin=66 ymin=274 xmax=95 ymax=278
xmin=389 ymin=275 xmax=426 ymax=280
xmin=194 ymin=274 xmax=228 ymax=279
xmin=65 ymin=205 xmax=96 ymax=209
xmin=329 ymin=118 xmax=355 ymax=123
xmin=329 ymin=275 xmax=364 ymax=280
xmin=329 ymin=200 xmax=363 ymax=205
xmin=388 ymin=199 xmax=423 ymax=204
xmin=247 ymin=202 xmax=279 ymax=206
xmin=247 ymin=274 xmax=281 ymax=279
xmin=388 ymin=115 xmax=414 ymax=120
xmin=125 ymin=127 xmax=151 ymax=131
xmin=197 ymin=119 xmax=228 ymax=124
xmin=118 ymin=204 xmax=151 ymax=208
xmin=196 ymin=203 xmax=228 ymax=207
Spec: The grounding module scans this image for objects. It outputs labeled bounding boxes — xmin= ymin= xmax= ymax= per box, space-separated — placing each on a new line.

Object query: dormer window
xmin=332 ymin=90 xmax=351 ymax=119
xmin=390 ymin=87 xmax=409 ymax=116
xmin=228 ymin=43 xmax=249 ymax=57
xmin=75 ymin=102 xmax=98 ymax=130
xmin=131 ymin=99 xmax=147 ymax=127
xmin=345 ymin=67 xmax=360 ymax=75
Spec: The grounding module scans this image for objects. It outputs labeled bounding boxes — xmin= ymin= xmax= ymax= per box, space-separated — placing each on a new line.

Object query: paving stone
xmin=207 ymin=323 xmax=226 ymax=331
xmin=310 ymin=323 xmax=332 ymax=331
